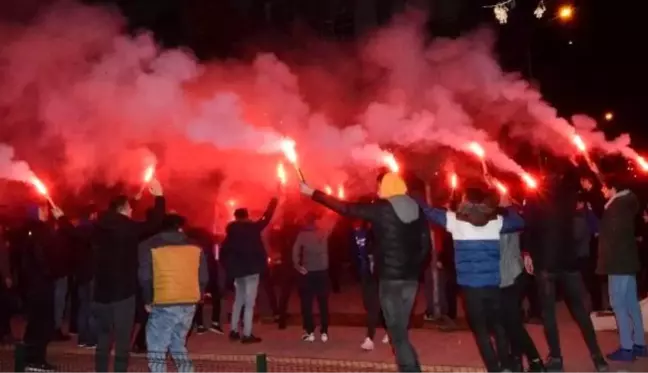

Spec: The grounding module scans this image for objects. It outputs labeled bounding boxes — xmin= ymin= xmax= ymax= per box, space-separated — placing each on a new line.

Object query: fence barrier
xmin=1 ymin=343 xmax=484 ymax=372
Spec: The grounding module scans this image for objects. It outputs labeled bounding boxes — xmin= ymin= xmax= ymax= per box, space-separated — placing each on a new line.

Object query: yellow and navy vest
xmin=152 ymin=244 xmax=201 ymax=305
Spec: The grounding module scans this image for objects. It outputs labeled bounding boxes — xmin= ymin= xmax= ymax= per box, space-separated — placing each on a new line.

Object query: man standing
xmin=220 ymin=196 xmax=278 ymax=343
xmin=292 ymin=212 xmax=330 ymax=342
xmin=524 ymin=162 xmax=608 ymax=372
xmin=92 ymin=179 xmax=165 ymax=372
xmin=0 ymin=226 xmax=14 ymax=344
xmin=20 ymin=204 xmax=69 ymax=371
xmin=138 ymin=214 xmax=208 ymax=372
xmin=597 ymin=181 xmax=647 ymax=361
xmin=299 ymin=172 xmax=430 ymax=372
xmin=74 ymin=210 xmax=97 ymax=348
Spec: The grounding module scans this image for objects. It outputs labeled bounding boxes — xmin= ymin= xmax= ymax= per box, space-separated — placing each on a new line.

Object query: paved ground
xmin=4 ymin=282 xmax=648 ymax=371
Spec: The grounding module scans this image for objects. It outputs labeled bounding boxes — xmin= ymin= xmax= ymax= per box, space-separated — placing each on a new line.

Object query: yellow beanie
xmin=378 ymin=172 xmax=408 ymax=199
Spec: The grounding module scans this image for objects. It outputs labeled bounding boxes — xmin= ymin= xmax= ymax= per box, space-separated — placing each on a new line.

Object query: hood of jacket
xmin=387 ymin=195 xmax=420 ymax=223
xmin=378 ymin=172 xmax=408 ymax=199
xmin=605 ymin=190 xmax=638 ymax=213
xmin=456 ymin=201 xmax=497 ymax=227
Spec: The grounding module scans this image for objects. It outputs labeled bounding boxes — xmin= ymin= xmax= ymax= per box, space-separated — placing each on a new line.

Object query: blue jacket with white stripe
xmin=418 ymin=202 xmax=524 ymax=288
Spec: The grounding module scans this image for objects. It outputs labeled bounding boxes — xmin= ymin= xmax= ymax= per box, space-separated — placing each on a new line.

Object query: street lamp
xmin=557 ymin=4 xmax=574 ymax=21
xmin=604 ymin=112 xmax=614 ymax=121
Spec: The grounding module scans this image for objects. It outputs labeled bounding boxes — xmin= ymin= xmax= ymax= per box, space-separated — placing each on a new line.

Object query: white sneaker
xmin=320 ymin=333 xmax=329 ymax=343
xmin=361 ymin=337 xmax=374 ymax=351
xmin=302 ymin=333 xmax=315 ymax=342
xmin=382 ymin=334 xmax=390 ymax=344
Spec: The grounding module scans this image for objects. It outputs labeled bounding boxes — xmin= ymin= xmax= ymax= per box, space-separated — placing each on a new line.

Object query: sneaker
xmin=320 ymin=333 xmax=328 ymax=343
xmin=196 ymin=326 xmax=207 ymax=335
xmin=228 ymin=331 xmax=240 ymax=341
xmin=77 ymin=343 xmax=85 ymax=348
xmin=209 ymin=323 xmax=224 ymax=335
xmin=84 ymin=343 xmax=97 ymax=349
xmin=302 ymin=333 xmax=315 ymax=342
xmin=606 ymin=348 xmax=635 ymax=362
xmin=633 ymin=344 xmax=648 ymax=358
xmin=25 ymin=362 xmax=57 ymax=372
xmin=592 ymin=355 xmax=609 ymax=372
xmin=361 ymin=337 xmax=374 ymax=351
xmin=544 ymin=356 xmax=564 ymax=372
xmin=382 ymin=334 xmax=390 ymax=344
xmin=423 ymin=313 xmax=436 ymax=322
xmin=527 ymin=358 xmax=545 ymax=372
xmin=241 ymin=334 xmax=262 ymax=344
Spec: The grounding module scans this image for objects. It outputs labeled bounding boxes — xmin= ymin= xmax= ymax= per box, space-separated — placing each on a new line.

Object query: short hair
xmin=234 ymin=208 xmax=249 ymax=220
xmin=463 ymin=187 xmax=488 ymax=205
xmin=161 ymin=214 xmax=186 ymax=231
xmin=109 ymin=195 xmax=129 ymax=212
xmin=604 ymin=175 xmax=627 ymax=191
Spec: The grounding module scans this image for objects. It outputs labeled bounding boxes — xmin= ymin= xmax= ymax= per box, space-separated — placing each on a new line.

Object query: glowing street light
xmin=604 ymin=112 xmax=614 ymax=121
xmin=557 ymin=5 xmax=574 ymax=21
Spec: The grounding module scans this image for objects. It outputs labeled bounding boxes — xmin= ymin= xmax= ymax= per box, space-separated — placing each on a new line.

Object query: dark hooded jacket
xmin=597 ymin=190 xmax=640 ymax=275
xmin=220 ymin=198 xmax=278 ymax=279
xmin=92 ymin=196 xmax=165 ymax=303
xmin=20 ymin=205 xmax=72 ymax=293
xmin=524 ymin=168 xmax=580 ymax=272
xmin=311 ymin=192 xmax=431 ymax=281
xmin=73 ymin=218 xmax=96 ymax=284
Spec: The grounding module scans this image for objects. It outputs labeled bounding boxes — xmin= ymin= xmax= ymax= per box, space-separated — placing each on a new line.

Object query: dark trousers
xmin=501 ymin=275 xmax=540 ymax=362
xmin=299 ymin=270 xmax=329 ymax=334
xmin=521 ymin=273 xmax=541 ymax=318
xmin=379 ymin=279 xmax=421 ymax=372
xmin=260 ymin=268 xmax=278 ymax=316
xmin=77 ymin=281 xmax=96 ymax=345
xmin=444 ymin=269 xmax=458 ymax=319
xmin=69 ymin=276 xmax=79 ymax=334
xmin=579 ymin=257 xmax=604 ymax=312
xmin=0 ymin=280 xmax=12 ymax=338
xmin=94 ymin=296 xmax=135 ymax=372
xmin=194 ymin=280 xmax=221 ymax=327
xmin=23 ymin=286 xmax=55 ymax=364
xmin=537 ymin=270 xmax=603 ymax=359
xmin=277 ymin=266 xmax=297 ymax=324
xmin=361 ymin=274 xmax=383 ymax=339
xmin=463 ymin=286 xmax=508 ymax=372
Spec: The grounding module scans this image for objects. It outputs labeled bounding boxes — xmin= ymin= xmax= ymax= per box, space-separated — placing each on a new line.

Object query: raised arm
xmin=257 ymin=197 xmax=279 ymax=230
xmin=500 ymin=207 xmax=524 ymax=234
xmin=415 ymin=198 xmax=449 ymax=228
xmin=311 ymin=191 xmax=378 ymax=221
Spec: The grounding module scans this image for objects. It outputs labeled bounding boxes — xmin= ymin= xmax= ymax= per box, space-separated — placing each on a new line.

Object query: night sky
xmin=86 ymin=0 xmax=645 ymax=146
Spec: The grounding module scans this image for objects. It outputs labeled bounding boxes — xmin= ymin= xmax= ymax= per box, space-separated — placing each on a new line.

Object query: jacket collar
xmin=604 ymin=189 xmax=631 ymax=210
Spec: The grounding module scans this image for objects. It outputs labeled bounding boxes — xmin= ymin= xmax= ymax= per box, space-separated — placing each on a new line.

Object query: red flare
xmin=468 ymin=142 xmax=486 ymax=159
xmin=494 ymin=180 xmax=508 ymax=195
xmin=324 ymin=185 xmax=333 ymax=195
xmin=277 ymin=162 xmax=287 ymax=185
xmin=382 ymin=153 xmax=400 ymax=173
xmin=573 ymin=135 xmax=587 ymax=153
xmin=143 ymin=165 xmax=155 ymax=183
xmin=280 ymin=138 xmax=298 ymax=164
xmin=449 ymin=173 xmax=458 ymax=189
xmin=337 ymin=185 xmax=345 ymax=199
xmin=637 ymin=156 xmax=648 ymax=172
xmin=227 ymin=199 xmax=237 ymax=208
xmin=521 ymin=173 xmax=538 ymax=189
xmin=30 ymin=176 xmax=48 ymax=196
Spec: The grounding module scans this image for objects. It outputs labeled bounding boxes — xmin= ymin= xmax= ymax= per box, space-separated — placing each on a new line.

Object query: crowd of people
xmin=0 ymin=158 xmax=648 ymax=373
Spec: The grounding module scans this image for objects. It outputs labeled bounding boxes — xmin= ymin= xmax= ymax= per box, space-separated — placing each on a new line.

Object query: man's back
xmin=221 ymin=220 xmax=267 ymax=279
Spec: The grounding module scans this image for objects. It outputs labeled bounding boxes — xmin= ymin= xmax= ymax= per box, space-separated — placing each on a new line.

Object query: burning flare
xmin=573 ymin=135 xmax=587 ymax=153
xmin=280 ymin=138 xmax=298 ymax=165
xmin=143 ymin=165 xmax=155 ymax=183
xmin=449 ymin=173 xmax=458 ymax=189
xmin=468 ymin=142 xmax=486 ymax=159
xmin=30 ymin=175 xmax=56 ymax=208
xmin=493 ymin=179 xmax=508 ymax=195
xmin=382 ymin=152 xmax=400 ymax=173
xmin=277 ymin=162 xmax=287 ymax=185
xmin=337 ymin=185 xmax=345 ymax=199
xmin=637 ymin=156 xmax=648 ymax=172
xmin=521 ymin=173 xmax=538 ymax=189
xmin=324 ymin=185 xmax=333 ymax=195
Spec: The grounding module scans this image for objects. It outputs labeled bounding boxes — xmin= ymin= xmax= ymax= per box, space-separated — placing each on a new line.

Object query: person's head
xmin=580 ymin=177 xmax=593 ymax=192
xmin=376 ymin=172 xmax=408 ymax=199
xmin=602 ymin=177 xmax=626 ymax=199
xmin=109 ymin=195 xmax=132 ymax=217
xmin=234 ymin=208 xmax=249 ymax=221
xmin=161 ymin=213 xmax=186 ymax=232
xmin=462 ymin=186 xmax=488 ymax=205
xmin=303 ymin=211 xmax=319 ymax=227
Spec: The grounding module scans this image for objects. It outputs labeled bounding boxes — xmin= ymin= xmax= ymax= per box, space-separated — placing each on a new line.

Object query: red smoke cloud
xmin=0 ymin=2 xmax=639 ymax=227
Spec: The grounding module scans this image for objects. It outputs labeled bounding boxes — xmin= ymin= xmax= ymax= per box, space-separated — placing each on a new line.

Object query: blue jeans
xmin=147 ymin=305 xmax=196 ymax=373
xmin=230 ymin=274 xmax=259 ymax=337
xmin=54 ymin=277 xmax=68 ymax=330
xmin=609 ymin=275 xmax=645 ymax=350
xmin=77 ymin=282 xmax=96 ymax=345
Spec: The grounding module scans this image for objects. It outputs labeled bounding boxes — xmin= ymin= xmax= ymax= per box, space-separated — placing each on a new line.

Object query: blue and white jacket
xmin=418 ymin=201 xmax=524 ymax=288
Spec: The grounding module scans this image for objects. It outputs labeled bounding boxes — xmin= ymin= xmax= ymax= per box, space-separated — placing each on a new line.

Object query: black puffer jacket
xmin=312 ymin=191 xmax=431 ymax=280
xmin=597 ymin=190 xmax=640 ymax=275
